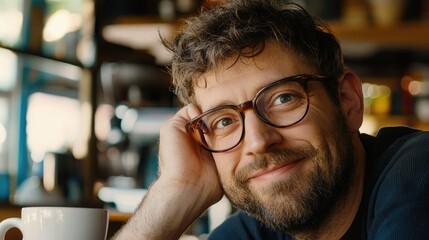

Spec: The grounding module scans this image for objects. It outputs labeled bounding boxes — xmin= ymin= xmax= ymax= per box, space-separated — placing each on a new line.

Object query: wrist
xmin=155 ymin=175 xmax=221 ymax=210
xmin=114 ymin=179 xmax=210 ymax=240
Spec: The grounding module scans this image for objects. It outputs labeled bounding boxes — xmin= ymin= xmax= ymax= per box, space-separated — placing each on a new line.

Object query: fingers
xmin=158 ymin=104 xmax=204 ymax=174
xmin=157 ymin=105 xmax=223 ymax=205
xmin=186 ymin=104 xmax=202 ymax=120
xmin=169 ymin=104 xmax=202 ymax=126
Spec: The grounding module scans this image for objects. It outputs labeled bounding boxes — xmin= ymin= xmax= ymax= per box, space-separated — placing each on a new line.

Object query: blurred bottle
xmin=367 ymin=0 xmax=405 ymax=27
xmin=177 ymin=0 xmax=197 ymax=14
xmin=159 ymin=0 xmax=176 ymax=21
xmin=342 ymin=0 xmax=369 ymax=27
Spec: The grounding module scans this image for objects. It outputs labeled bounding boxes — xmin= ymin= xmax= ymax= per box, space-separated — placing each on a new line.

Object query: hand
xmin=113 ymin=104 xmax=223 ymax=240
xmin=157 ymin=104 xmax=223 ymax=208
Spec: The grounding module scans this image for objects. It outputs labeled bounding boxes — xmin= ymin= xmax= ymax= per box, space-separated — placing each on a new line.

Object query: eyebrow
xmin=197 ymin=76 xmax=285 ymax=113
xmin=199 ymin=99 xmax=238 ymax=113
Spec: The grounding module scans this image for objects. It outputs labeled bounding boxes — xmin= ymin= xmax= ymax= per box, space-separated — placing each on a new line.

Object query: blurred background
xmin=1 ymin=0 xmax=429 ymax=238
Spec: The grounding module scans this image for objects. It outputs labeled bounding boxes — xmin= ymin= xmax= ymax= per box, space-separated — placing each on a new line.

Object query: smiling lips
xmin=248 ymin=158 xmax=303 ymax=182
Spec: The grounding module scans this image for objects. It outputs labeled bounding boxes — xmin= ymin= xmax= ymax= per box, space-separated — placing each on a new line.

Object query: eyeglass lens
xmin=193 ymin=79 xmax=309 ymax=152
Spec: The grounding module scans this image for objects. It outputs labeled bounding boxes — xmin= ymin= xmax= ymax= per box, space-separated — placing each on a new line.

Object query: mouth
xmin=248 ymin=158 xmax=304 ymax=183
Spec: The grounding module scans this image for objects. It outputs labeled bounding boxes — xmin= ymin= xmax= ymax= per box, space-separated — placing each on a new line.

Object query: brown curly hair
xmin=163 ymin=0 xmax=344 ymax=105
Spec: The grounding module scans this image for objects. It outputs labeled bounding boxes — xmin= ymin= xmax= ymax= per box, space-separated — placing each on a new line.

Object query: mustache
xmin=235 ymin=146 xmax=318 ymax=184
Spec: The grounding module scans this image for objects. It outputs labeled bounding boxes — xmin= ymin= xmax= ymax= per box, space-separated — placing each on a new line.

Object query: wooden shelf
xmin=328 ymin=20 xmax=429 ymax=50
xmin=362 ymin=114 xmax=429 ymax=134
xmin=107 ymin=16 xmax=429 ymax=51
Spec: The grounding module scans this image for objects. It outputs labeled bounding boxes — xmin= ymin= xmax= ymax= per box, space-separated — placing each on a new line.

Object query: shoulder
xmin=374 ymin=128 xmax=429 ymax=184
xmin=208 ymin=211 xmax=290 ymax=240
xmin=367 ymin=127 xmax=429 ymax=238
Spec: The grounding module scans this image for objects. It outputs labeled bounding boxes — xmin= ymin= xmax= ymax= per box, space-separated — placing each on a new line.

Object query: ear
xmin=339 ymin=71 xmax=364 ymax=133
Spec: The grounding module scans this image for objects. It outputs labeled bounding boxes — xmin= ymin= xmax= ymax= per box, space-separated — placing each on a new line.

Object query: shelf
xmin=328 ymin=20 xmax=429 ymax=50
xmin=362 ymin=114 xmax=429 ymax=134
xmin=105 ymin=17 xmax=429 ymax=55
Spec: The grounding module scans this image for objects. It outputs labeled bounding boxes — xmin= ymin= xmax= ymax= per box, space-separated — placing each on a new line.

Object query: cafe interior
xmin=1 ymin=0 xmax=429 ymax=238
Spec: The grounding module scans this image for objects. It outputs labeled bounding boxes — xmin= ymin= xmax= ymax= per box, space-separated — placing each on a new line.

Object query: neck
xmin=292 ymin=135 xmax=366 ymax=240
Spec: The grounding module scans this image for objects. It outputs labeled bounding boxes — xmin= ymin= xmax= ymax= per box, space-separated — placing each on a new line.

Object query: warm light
xmin=27 ymin=93 xmax=81 ymax=162
xmin=0 ymin=10 xmax=23 ymax=46
xmin=0 ymin=124 xmax=6 ymax=145
xmin=379 ymin=85 xmax=391 ymax=97
xmin=408 ymin=81 xmax=422 ymax=96
xmin=72 ymin=101 xmax=92 ymax=159
xmin=94 ymin=104 xmax=114 ymax=141
xmin=102 ymin=23 xmax=174 ymax=64
xmin=43 ymin=153 xmax=56 ymax=192
xmin=361 ymin=115 xmax=378 ymax=135
xmin=401 ymin=76 xmax=413 ymax=91
xmin=371 ymin=85 xmax=382 ymax=99
xmin=0 ymin=98 xmax=8 ymax=148
xmin=362 ymin=83 xmax=371 ymax=98
xmin=43 ymin=9 xmax=82 ymax=42
xmin=362 ymin=83 xmax=392 ymax=115
xmin=0 ymin=48 xmax=18 ymax=91
xmin=362 ymin=83 xmax=391 ymax=99
xmin=0 ymin=130 xmax=6 ymax=166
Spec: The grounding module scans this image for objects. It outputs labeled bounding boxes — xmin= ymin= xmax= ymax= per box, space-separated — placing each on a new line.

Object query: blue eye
xmin=214 ymin=117 xmax=233 ymax=129
xmin=274 ymin=94 xmax=294 ymax=105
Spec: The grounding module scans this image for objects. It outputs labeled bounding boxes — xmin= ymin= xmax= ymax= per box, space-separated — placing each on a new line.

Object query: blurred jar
xmin=368 ymin=0 xmax=405 ymax=27
xmin=415 ymin=81 xmax=429 ymax=122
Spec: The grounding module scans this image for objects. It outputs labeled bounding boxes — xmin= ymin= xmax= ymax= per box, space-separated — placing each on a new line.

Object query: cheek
xmin=278 ymin=118 xmax=325 ymax=148
xmin=277 ymin=108 xmax=337 ymax=158
xmin=302 ymin=103 xmax=339 ymax=137
xmin=213 ymin=153 xmax=239 ymax=181
xmin=302 ymin=106 xmax=351 ymax=171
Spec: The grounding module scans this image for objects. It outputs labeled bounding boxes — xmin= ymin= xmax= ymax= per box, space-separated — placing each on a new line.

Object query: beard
xmin=221 ymin=110 xmax=355 ymax=234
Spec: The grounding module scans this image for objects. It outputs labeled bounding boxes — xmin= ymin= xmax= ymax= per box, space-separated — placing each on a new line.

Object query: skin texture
xmin=113 ymin=42 xmax=366 ymax=240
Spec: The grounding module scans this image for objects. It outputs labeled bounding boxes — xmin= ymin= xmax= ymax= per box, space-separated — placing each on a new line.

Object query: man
xmin=114 ymin=1 xmax=429 ymax=239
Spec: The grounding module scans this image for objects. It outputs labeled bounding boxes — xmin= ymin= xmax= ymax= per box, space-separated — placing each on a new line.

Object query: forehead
xmin=194 ymin=42 xmax=315 ymax=111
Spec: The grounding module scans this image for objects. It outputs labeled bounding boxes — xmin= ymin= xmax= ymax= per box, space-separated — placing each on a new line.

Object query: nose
xmin=241 ymin=109 xmax=283 ymax=155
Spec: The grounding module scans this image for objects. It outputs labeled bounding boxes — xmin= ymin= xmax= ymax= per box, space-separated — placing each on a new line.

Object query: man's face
xmin=193 ymin=42 xmax=355 ymax=232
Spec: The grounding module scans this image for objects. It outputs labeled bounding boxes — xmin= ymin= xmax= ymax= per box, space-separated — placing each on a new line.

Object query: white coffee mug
xmin=0 ymin=207 xmax=109 ymax=240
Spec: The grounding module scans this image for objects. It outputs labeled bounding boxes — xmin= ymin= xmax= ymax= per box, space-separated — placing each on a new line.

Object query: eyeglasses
xmin=185 ymin=74 xmax=329 ymax=152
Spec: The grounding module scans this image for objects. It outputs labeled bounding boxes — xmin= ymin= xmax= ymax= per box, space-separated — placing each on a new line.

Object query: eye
xmin=214 ymin=117 xmax=234 ymax=130
xmin=273 ymin=93 xmax=295 ymax=106
xmin=201 ymin=108 xmax=240 ymax=136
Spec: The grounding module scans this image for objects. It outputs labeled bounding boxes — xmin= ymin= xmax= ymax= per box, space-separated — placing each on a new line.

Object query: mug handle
xmin=0 ymin=218 xmax=22 ymax=240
